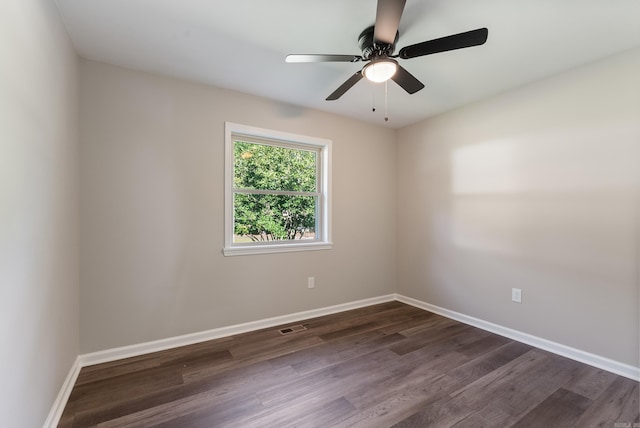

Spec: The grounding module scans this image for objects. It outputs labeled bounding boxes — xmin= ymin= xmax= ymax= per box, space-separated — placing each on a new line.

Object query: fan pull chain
xmin=372 ymin=89 xmax=376 ymax=112
xmin=384 ymin=80 xmax=389 ymax=122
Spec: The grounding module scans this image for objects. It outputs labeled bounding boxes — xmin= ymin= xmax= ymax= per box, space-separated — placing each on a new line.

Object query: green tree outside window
xmin=233 ymin=141 xmax=318 ymax=242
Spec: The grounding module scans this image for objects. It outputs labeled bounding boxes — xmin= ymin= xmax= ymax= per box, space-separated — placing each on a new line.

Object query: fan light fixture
xmin=363 ymin=59 xmax=398 ymax=83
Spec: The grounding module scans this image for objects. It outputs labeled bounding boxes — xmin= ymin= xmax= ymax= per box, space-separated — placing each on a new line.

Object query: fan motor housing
xmin=358 ymin=25 xmax=398 ymax=60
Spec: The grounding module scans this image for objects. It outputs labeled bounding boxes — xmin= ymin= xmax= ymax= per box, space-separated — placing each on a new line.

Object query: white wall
xmin=79 ymin=59 xmax=397 ymax=353
xmin=0 ymin=0 xmax=79 ymax=427
xmin=397 ymin=48 xmax=640 ymax=367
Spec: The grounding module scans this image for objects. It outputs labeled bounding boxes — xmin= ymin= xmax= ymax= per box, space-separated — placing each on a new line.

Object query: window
xmin=224 ymin=122 xmax=332 ymax=256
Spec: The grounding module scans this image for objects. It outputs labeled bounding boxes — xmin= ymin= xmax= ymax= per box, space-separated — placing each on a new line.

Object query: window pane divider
xmin=233 ymin=188 xmax=320 ymax=197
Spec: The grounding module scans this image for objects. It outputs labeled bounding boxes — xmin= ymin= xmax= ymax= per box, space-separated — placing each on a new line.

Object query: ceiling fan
xmin=286 ymin=0 xmax=488 ymax=101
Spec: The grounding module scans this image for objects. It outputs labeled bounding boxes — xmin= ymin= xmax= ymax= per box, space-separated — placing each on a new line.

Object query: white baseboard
xmin=395 ymin=294 xmax=640 ymax=381
xmin=43 ymin=356 xmax=81 ymax=428
xmin=79 ymin=294 xmax=396 ymax=367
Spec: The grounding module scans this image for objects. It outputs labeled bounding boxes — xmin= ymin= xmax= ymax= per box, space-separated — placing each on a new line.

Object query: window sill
xmin=223 ymin=241 xmax=333 ymax=256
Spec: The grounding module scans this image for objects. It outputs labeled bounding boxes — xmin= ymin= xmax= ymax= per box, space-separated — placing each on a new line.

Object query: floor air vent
xmin=279 ymin=325 xmax=307 ymax=335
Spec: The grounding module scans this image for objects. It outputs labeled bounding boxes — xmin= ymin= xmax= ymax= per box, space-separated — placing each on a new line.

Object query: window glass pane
xmin=234 ymin=141 xmax=317 ymax=192
xmin=234 ymin=193 xmax=317 ymax=242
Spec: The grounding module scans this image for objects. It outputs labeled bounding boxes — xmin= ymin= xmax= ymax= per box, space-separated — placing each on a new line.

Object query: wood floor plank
xmin=75 ymin=337 xmax=235 ymax=386
xmin=241 ymin=396 xmax=356 ymax=428
xmin=228 ymin=331 xmax=325 ymax=359
xmin=177 ymin=334 xmax=324 ymax=381
xmin=563 ymin=364 xmax=619 ymax=400
xmin=385 ymin=328 xmax=498 ymax=380
xmin=345 ymin=350 xmax=470 ymax=411
xmin=59 ymin=303 xmax=639 ymax=427
xmin=450 ymin=348 xmax=586 ymax=418
xmin=446 ymin=341 xmax=533 ymax=384
xmin=573 ymin=377 xmax=640 ymax=427
xmin=391 ymin=395 xmax=475 ymax=428
xmin=256 ymin=348 xmax=398 ymax=408
xmin=65 ymin=364 xmax=184 ymax=414
xmin=396 ymin=313 xmax=458 ymax=337
xmin=96 ymin=390 xmax=262 ymax=428
xmin=390 ymin=323 xmax=473 ymax=356
xmin=513 ymin=387 xmax=593 ymax=427
xmin=378 ymin=310 xmax=439 ymax=335
xmin=336 ymin=374 xmax=465 ymax=428
xmin=227 ymin=352 xmax=398 ymax=427
xmin=70 ymin=361 xmax=298 ymax=427
xmin=277 ymin=332 xmax=407 ymax=376
xmin=455 ymin=332 xmax=512 ymax=357
xmin=450 ymin=405 xmax=515 ymax=428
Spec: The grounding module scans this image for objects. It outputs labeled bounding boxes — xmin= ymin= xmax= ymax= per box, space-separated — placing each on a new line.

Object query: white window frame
xmin=223 ymin=122 xmax=332 ymax=256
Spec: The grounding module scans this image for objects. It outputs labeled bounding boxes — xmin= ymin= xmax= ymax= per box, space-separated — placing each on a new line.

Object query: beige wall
xmin=0 ymin=0 xmax=79 ymax=426
xmin=79 ymin=59 xmax=397 ymax=353
xmin=397 ymin=48 xmax=640 ymax=366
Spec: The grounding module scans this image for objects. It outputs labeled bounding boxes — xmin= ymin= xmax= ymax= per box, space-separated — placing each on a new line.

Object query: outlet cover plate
xmin=512 ymin=288 xmax=522 ymax=303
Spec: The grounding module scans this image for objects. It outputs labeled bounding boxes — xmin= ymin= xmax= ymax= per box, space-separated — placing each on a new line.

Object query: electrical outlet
xmin=512 ymin=288 xmax=522 ymax=303
xmin=307 ymin=277 xmax=315 ymax=289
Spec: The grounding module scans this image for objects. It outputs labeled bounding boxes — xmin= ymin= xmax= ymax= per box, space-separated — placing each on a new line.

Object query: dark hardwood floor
xmin=59 ymin=302 xmax=639 ymax=427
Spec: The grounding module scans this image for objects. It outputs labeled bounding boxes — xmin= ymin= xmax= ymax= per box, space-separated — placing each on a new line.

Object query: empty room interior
xmin=2 ymin=0 xmax=639 ymax=427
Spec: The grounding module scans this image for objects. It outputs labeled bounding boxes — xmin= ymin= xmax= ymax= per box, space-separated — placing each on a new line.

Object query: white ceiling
xmin=53 ymin=0 xmax=640 ymax=128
